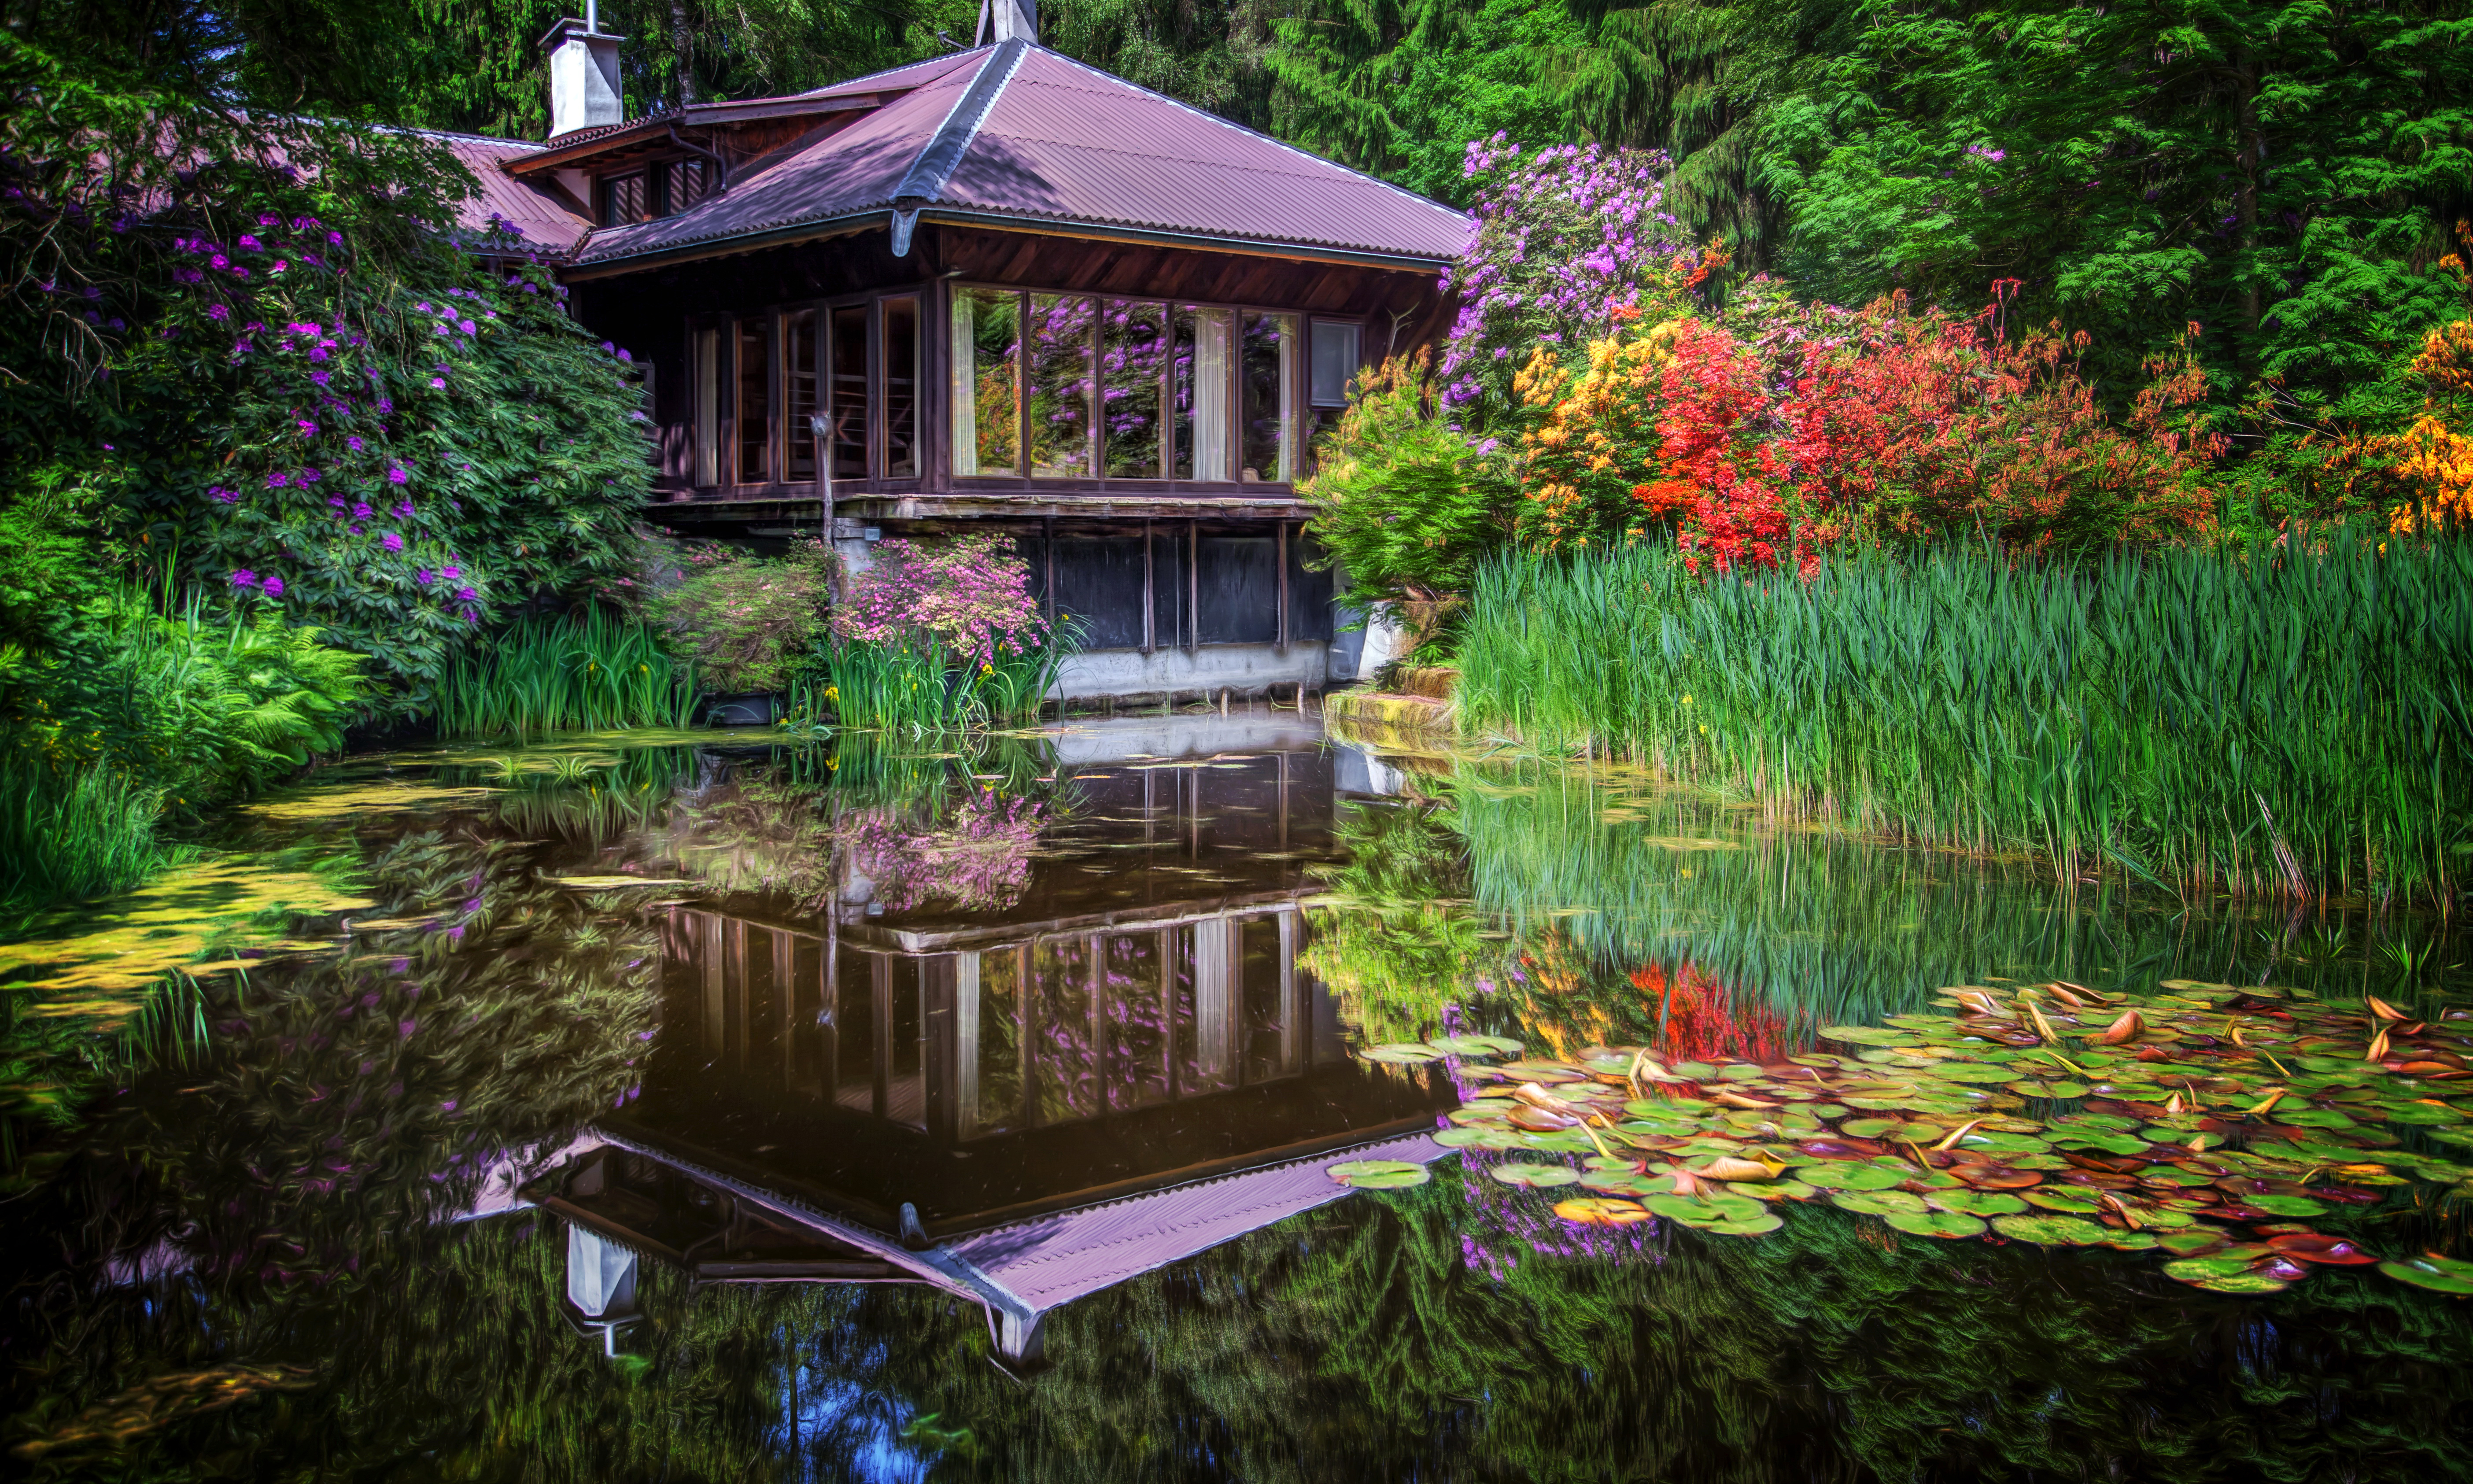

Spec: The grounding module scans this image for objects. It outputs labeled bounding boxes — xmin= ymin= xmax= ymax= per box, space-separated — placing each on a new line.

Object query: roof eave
xmin=561 ymin=204 xmax=1457 ymax=281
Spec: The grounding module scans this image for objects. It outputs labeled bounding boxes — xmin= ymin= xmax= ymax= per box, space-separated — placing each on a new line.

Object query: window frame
xmin=681 ymin=289 xmax=930 ymax=495
xmin=944 ymin=281 xmax=1316 ymax=493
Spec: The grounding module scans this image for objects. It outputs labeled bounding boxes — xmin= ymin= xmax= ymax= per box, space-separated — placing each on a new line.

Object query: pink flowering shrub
xmin=831 ymin=533 xmax=1048 ymax=666
xmin=1440 ymin=137 xmax=1689 ymax=413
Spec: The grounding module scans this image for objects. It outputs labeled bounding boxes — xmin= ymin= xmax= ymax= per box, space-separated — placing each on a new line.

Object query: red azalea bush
xmin=1515 ymin=277 xmax=2227 ymax=568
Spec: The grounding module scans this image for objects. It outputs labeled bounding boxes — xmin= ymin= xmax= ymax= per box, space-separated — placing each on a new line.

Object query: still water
xmin=3 ymin=716 xmax=2469 ymax=1481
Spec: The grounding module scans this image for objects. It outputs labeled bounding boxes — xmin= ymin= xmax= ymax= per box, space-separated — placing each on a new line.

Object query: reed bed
xmin=1453 ymin=536 xmax=2473 ymax=904
xmin=433 ymin=611 xmax=699 ymax=736
xmin=797 ymin=634 xmax=1067 ymax=734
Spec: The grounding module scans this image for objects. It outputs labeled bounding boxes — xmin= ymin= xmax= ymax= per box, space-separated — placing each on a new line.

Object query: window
xmin=1102 ymin=300 xmax=1168 ymax=479
xmin=884 ymin=296 xmax=919 ymax=479
xmin=1027 ymin=293 xmax=1095 ymax=480
xmin=1310 ymin=321 xmax=1361 ymax=407
xmin=1173 ymin=306 xmax=1233 ymax=480
xmin=692 ymin=326 xmax=720 ymax=487
xmin=669 ymin=159 xmax=713 ymax=212
xmin=952 ymin=288 xmax=1021 ymax=477
xmin=736 ymin=317 xmax=771 ymax=484
xmin=601 ymin=172 xmax=650 ymax=227
xmin=827 ymin=304 xmax=868 ymax=481
xmin=1240 ymin=312 xmax=1297 ymax=483
xmin=785 ymin=309 xmax=819 ymax=482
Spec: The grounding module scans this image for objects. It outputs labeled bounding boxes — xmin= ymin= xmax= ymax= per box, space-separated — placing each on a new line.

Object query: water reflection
xmin=0 ymin=723 xmax=2463 ymax=1479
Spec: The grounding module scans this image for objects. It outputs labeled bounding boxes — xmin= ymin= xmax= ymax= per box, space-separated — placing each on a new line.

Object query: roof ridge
xmin=893 ymin=37 xmax=1026 ymax=207
xmin=798 ymin=45 xmax=992 ymax=99
xmin=1024 ymin=48 xmax=1468 ymax=227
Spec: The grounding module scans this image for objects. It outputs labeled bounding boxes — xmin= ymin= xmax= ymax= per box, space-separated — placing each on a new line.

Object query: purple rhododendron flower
xmin=262 ymin=576 xmax=284 ymax=597
xmin=415 ymin=568 xmax=434 ymax=585
xmin=383 ymin=532 xmax=403 ymax=552
xmin=230 ymin=568 xmax=257 ymax=587
xmin=388 ymin=467 xmax=409 ymax=484
xmin=440 ymin=565 xmax=460 ymax=579
xmin=429 ymin=377 xmax=446 ymax=388
xmin=207 ymin=304 xmax=229 ymax=321
xmin=455 ymin=586 xmax=477 ymax=601
xmin=347 ymin=436 xmax=364 ymax=452
xmin=352 ymin=502 xmax=373 ymax=520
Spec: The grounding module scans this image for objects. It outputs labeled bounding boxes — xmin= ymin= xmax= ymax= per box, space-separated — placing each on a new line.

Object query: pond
xmin=3 ymin=715 xmax=2469 ymax=1480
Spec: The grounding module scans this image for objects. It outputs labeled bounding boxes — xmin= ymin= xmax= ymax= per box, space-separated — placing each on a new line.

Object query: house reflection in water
xmin=532 ymin=726 xmax=1447 ymax=1368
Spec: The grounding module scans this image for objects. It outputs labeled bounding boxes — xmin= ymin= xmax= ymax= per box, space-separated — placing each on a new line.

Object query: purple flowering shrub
xmin=1440 ymin=137 xmax=1689 ymax=414
xmin=1 ymin=44 xmax=655 ymax=720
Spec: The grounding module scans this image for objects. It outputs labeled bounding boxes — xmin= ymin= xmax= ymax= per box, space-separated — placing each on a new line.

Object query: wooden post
xmin=1277 ymin=520 xmax=1289 ymax=650
xmin=1142 ymin=519 xmax=1155 ymax=653
xmin=1187 ymin=519 xmax=1199 ymax=652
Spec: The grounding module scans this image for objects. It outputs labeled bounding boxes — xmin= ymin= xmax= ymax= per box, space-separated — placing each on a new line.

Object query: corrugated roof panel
xmin=945 ymin=49 xmax=1470 ymax=260
xmin=799 ymin=49 xmax=985 ymax=100
xmin=437 ymin=135 xmax=592 ymax=253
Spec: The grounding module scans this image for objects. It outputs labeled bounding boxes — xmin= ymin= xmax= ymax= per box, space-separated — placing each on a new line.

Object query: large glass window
xmin=785 ymin=309 xmax=818 ymax=483
xmin=1027 ymin=293 xmax=1095 ymax=480
xmin=692 ymin=326 xmax=720 ymax=487
xmin=601 ymin=172 xmax=650 ymax=226
xmin=1240 ymin=312 xmax=1296 ymax=484
xmin=1101 ymin=300 xmax=1167 ymax=479
xmin=1173 ymin=305 xmax=1232 ymax=481
xmin=1310 ymin=320 xmax=1360 ymax=408
xmin=951 ymin=288 xmax=1020 ymax=477
xmin=884 ymin=296 xmax=919 ymax=479
xmin=827 ymin=304 xmax=868 ymax=481
xmin=736 ymin=318 xmax=770 ymax=484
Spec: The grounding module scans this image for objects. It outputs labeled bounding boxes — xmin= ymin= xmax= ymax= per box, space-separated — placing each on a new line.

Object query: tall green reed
xmin=794 ymin=632 xmax=1067 ymax=735
xmin=1453 ymin=535 xmax=2473 ymax=904
xmin=433 ymin=611 xmax=698 ymax=736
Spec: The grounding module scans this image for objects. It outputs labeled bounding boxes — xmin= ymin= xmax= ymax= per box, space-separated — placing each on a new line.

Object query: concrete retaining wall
xmin=1052 ymin=642 xmax=1330 ymax=701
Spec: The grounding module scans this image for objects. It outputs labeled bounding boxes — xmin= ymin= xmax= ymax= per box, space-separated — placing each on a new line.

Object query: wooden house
xmin=443 ymin=2 xmax=1470 ymax=699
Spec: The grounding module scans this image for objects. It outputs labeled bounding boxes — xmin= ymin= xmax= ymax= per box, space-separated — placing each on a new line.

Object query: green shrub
xmin=648 ymin=542 xmax=831 ymax=695
xmin=432 ymin=609 xmax=698 ymax=737
xmin=1300 ymin=353 xmax=1517 ymax=629
xmin=0 ymin=589 xmax=363 ymax=910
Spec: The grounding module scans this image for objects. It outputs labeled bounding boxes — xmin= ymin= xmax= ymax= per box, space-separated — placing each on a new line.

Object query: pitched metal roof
xmin=568 ymin=42 xmax=1472 ymax=271
xmin=429 ymin=131 xmax=594 ymax=254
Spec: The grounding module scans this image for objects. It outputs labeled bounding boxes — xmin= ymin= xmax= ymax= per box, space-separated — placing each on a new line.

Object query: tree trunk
xmin=671 ymin=0 xmax=698 ymax=107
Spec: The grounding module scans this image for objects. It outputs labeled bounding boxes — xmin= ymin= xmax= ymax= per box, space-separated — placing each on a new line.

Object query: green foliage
xmin=0 ymin=588 xmax=362 ymax=910
xmin=1300 ymin=354 xmax=1517 ymax=616
xmin=1454 ymin=534 xmax=2473 ymax=904
xmin=646 ymin=541 xmax=831 ymax=695
xmin=1299 ymin=798 xmax=1505 ymax=1043
xmin=798 ymin=629 xmax=1069 ymax=733
xmin=433 ymin=609 xmax=699 ymax=736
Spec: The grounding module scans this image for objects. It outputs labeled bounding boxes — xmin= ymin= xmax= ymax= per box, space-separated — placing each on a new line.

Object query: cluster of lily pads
xmin=1330 ymin=982 xmax=2473 ymax=1296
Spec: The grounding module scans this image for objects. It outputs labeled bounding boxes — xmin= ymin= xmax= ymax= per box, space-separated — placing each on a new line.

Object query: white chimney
xmin=542 ymin=14 xmax=624 ymax=139
xmin=989 ymin=0 xmax=1037 ymax=43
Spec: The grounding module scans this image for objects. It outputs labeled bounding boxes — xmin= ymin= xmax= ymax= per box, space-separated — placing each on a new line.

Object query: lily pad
xmin=1929 ymin=1062 xmax=2025 ymax=1084
xmin=1701 ymin=1212 xmax=1786 ymax=1236
xmin=1926 ymin=1189 xmax=2030 ymax=1216
xmin=2380 ymin=1101 xmax=2469 ymax=1126
xmin=2274 ymin=1107 xmax=2358 ymax=1129
xmin=1820 ymin=1026 xmax=1919 ymax=1046
xmin=2022 ymin=1188 xmax=2105 ymax=1214
xmin=1429 ymin=1035 xmax=1524 ymax=1057
xmin=1327 ymin=1159 xmax=1432 ymax=1189
xmin=2156 ymin=1229 xmax=2231 ymax=1257
xmin=2245 ymin=1194 xmax=2333 ymax=1218
xmin=1360 ymin=1044 xmax=1445 ymax=1065
xmin=2005 ymin=1079 xmax=2090 ymax=1099
xmin=1829 ymin=1189 xmax=1929 ymax=1216
xmin=2267 ymin=1233 xmax=2379 ymax=1266
xmin=1886 ymin=1209 xmax=1989 ymax=1239
xmin=1795 ymin=1162 xmax=1910 ymax=1191
xmin=2378 ymin=1254 xmax=2473 ymax=1295
xmin=2188 ymin=1272 xmax=2294 ymax=1295
xmin=1552 ymin=1197 xmax=1652 ymax=1226
xmin=1488 ymin=1163 xmax=1580 ymax=1188
xmin=1737 ymin=1178 xmax=1817 ymax=1202
xmin=1990 ymin=1214 xmax=2113 ymax=1246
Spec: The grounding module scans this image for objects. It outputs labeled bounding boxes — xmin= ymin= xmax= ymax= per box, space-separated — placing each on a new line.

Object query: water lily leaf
xmin=1838 ymin=1118 xmax=1905 ymax=1139
xmin=2274 ymin=1107 xmax=2358 ymax=1129
xmin=1497 ymin=1059 xmax=1585 ymax=1082
xmin=2379 ymin=1255 xmax=2473 ymax=1295
xmin=2006 ymin=1079 xmax=2090 ymax=1099
xmin=1927 ymin=1062 xmax=2024 ymax=1084
xmin=2156 ymin=1229 xmax=2231 ymax=1257
xmin=1361 ymin=1044 xmax=1445 ymax=1065
xmin=2267 ymin=1233 xmax=2379 ymax=1266
xmin=1927 ymin=1189 xmax=2029 ymax=1216
xmin=1738 ymin=1178 xmax=1817 ymax=1202
xmin=1516 ymin=1132 xmax=1597 ymax=1154
xmin=1430 ymin=1127 xmax=1499 ymax=1148
xmin=1829 ymin=1189 xmax=1929 ymax=1216
xmin=2023 ymin=1188 xmax=2105 ymax=1214
xmin=1578 ymin=1169 xmax=1661 ymax=1195
xmin=2189 ymin=1272 xmax=2294 ymax=1294
xmin=1670 ymin=1061 xmax=1721 ymax=1079
xmin=1794 ymin=1162 xmax=1908 ymax=1191
xmin=1990 ymin=1214 xmax=2112 ymax=1245
xmin=1553 ymin=1197 xmax=1652 ymax=1226
xmin=1488 ymin=1163 xmax=1580 ymax=1188
xmin=1701 ymin=1212 xmax=1787 ymax=1236
xmin=1327 ymin=1159 xmax=1431 ymax=1189
xmin=1820 ymin=1026 xmax=1919 ymax=1046
xmin=2379 ymin=1101 xmax=2469 ymax=1126
xmin=2245 ymin=1194 xmax=2332 ymax=1217
xmin=1428 ymin=1035 xmax=1523 ymax=1058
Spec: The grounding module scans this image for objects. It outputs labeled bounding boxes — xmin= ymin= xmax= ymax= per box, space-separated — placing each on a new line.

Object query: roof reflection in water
xmin=533 ymin=719 xmax=1447 ymax=1367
